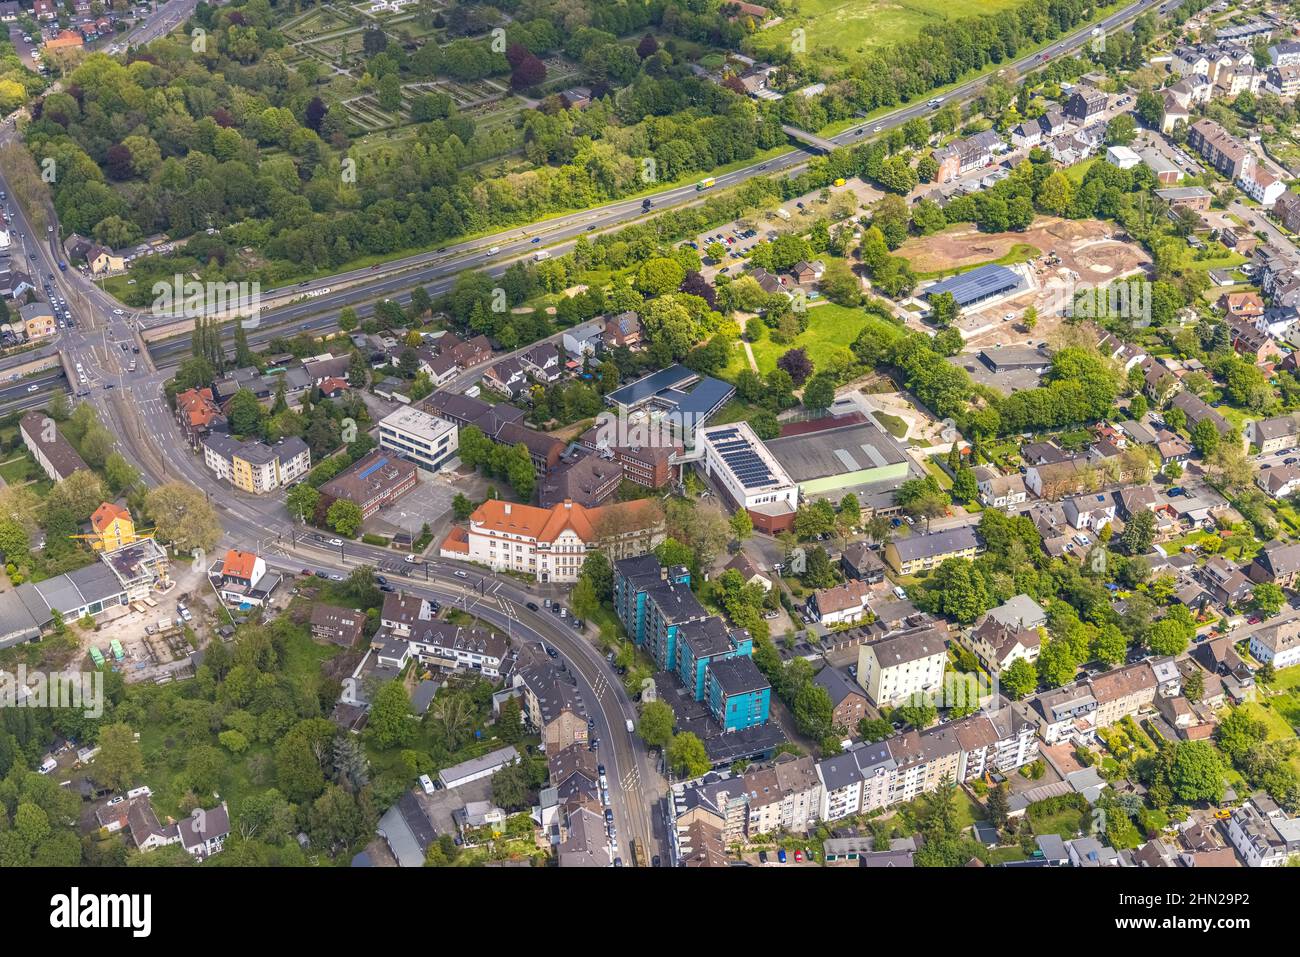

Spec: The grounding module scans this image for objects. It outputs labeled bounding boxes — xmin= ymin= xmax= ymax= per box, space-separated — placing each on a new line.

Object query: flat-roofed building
xmin=696 ymin=421 xmax=799 ymax=534
xmin=377 ymin=405 xmax=459 ymax=472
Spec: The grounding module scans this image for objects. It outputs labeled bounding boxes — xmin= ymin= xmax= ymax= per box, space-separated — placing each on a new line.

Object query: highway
xmin=0 ymin=0 xmax=1180 ymax=863
xmin=137 ymin=0 xmax=1180 ymax=366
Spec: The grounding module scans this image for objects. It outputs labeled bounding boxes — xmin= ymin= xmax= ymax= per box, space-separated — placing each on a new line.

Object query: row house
xmin=813 ymin=708 xmax=1037 ymax=822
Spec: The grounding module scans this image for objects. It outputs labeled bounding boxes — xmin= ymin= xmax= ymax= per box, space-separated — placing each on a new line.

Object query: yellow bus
xmin=696 ymin=177 xmax=716 ymax=191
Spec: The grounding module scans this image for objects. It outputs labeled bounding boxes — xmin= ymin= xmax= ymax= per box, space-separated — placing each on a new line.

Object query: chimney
xmin=504 ymin=503 xmax=511 ymax=515
xmin=564 ymin=500 xmax=573 ymax=510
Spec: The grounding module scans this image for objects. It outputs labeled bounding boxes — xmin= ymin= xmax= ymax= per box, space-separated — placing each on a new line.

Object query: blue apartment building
xmin=705 ymin=656 xmax=772 ymax=731
xmin=675 ymin=617 xmax=753 ymax=700
xmin=613 ymin=555 xmax=691 ymax=648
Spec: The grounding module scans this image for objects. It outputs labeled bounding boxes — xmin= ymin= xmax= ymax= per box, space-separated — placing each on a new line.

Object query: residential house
xmin=882 ymin=525 xmax=983 ymax=575
xmin=1225 ymin=795 xmax=1300 ymax=867
xmin=1257 ymin=465 xmax=1300 ymax=498
xmin=1248 ymin=540 xmax=1300 ymax=588
xmin=1249 ymin=618 xmax=1300 ymax=671
xmin=856 ymin=628 xmax=947 ymax=707
xmin=973 ymin=466 xmax=1027 ymax=509
xmin=1062 ymin=492 xmax=1115 ymax=531
xmin=309 ymin=604 xmax=367 ymax=648
xmin=840 ymin=541 xmax=885 ymax=584
xmin=808 ymin=579 xmax=872 ymax=626
xmin=813 ymin=667 xmax=871 ymax=733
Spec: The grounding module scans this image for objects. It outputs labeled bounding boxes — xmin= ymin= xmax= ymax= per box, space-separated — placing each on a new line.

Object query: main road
xmin=136 ymin=0 xmax=1181 ymax=365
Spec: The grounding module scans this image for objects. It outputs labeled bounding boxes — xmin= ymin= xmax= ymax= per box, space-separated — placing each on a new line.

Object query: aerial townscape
xmin=0 ymin=0 xmax=1299 ymax=906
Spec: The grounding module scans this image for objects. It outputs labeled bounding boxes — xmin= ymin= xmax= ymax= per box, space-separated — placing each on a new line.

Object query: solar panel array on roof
xmin=358 ymin=456 xmax=389 ymax=480
xmin=710 ymin=429 xmax=778 ymax=490
xmin=925 ymin=263 xmax=1020 ymax=307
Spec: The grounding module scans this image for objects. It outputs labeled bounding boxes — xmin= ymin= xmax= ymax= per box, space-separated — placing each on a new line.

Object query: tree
xmin=729 ymin=508 xmax=753 ymax=542
xmin=1119 ymin=509 xmax=1155 ymax=555
xmin=802 ymin=374 xmax=835 ymax=412
xmin=286 ymin=483 xmax=320 ymax=524
xmin=452 ymin=493 xmax=474 ymax=521
xmin=327 ymin=499 xmax=363 ymax=537
xmin=96 ymin=723 xmax=144 ymax=791
xmin=951 ymin=467 xmax=978 ymax=505
xmin=638 ymin=700 xmax=674 ymax=749
xmin=666 ymin=732 xmax=710 ymax=779
xmin=1002 ymin=658 xmax=1037 ymax=699
xmin=793 ymin=682 xmax=834 ymax=739
xmin=510 ymin=52 xmax=546 ymax=89
xmin=777 ymin=348 xmax=813 ymax=386
xmin=144 ymin=482 xmax=222 ymax=553
xmin=929 ymin=291 xmax=959 ymax=328
xmin=1169 ymin=740 xmax=1224 ymax=804
xmin=1037 ymin=639 xmax=1079 ymax=688
xmin=1191 ymin=417 xmax=1220 ymax=456
xmin=367 ymin=681 xmax=413 ymax=750
xmin=1105 ymin=112 xmax=1137 ymax=145
xmin=1147 ymin=618 xmax=1189 ymax=657
xmin=1184 ymin=668 xmax=1205 ymax=704
xmin=1254 ymin=582 xmax=1284 ymax=618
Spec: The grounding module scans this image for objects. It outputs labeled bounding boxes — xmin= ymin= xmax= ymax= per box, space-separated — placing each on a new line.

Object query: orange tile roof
xmin=469 ymin=498 xmax=661 ymax=544
xmin=177 ymin=387 xmax=221 ymax=427
xmin=90 ymin=501 xmax=131 ymax=533
xmin=223 ymin=549 xmax=258 ymax=580
xmin=440 ymin=526 xmax=469 ymax=554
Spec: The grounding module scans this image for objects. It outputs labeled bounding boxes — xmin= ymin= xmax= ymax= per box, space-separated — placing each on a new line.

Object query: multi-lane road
xmin=136 ymin=0 xmax=1181 ymax=366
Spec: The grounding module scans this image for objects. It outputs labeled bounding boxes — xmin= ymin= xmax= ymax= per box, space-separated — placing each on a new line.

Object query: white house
xmin=856 ymin=629 xmax=947 ymax=707
xmin=1249 ymin=618 xmax=1300 ymax=671
xmin=1225 ymin=795 xmax=1300 ymax=867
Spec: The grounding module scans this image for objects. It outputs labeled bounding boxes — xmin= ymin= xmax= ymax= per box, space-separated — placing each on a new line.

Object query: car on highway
xmin=544 ymin=645 xmax=557 ymax=659
xmin=403 ymin=554 xmax=421 ymax=563
xmin=375 ymin=575 xmax=388 ymax=586
xmin=26 ymin=384 xmax=38 ymax=392
xmin=530 ymin=237 xmax=540 ymax=244
xmin=103 ymin=383 xmax=114 ymax=390
xmin=586 ymin=224 xmax=596 ymax=230
xmin=526 ymin=601 xmax=539 ymax=611
xmin=112 ymin=309 xmax=124 ymax=315
xmin=454 ymin=570 xmax=468 ymax=579
xmin=378 ymin=584 xmax=395 ymax=593
xmin=874 ymin=124 xmax=883 ymax=132
xmin=327 ymin=538 xmax=343 ymax=547
xmin=314 ymin=571 xmax=329 ymax=579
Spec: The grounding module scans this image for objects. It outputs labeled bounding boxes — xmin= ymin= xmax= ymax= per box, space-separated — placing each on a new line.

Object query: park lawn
xmin=746 ymin=304 xmax=870 ymax=377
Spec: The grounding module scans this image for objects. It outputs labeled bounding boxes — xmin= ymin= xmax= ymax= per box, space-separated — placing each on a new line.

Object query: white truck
xmin=533 ymin=249 xmax=550 ymax=261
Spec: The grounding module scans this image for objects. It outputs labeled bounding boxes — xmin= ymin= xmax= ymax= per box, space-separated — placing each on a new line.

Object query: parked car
xmin=777 ymin=849 xmax=787 ymax=863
